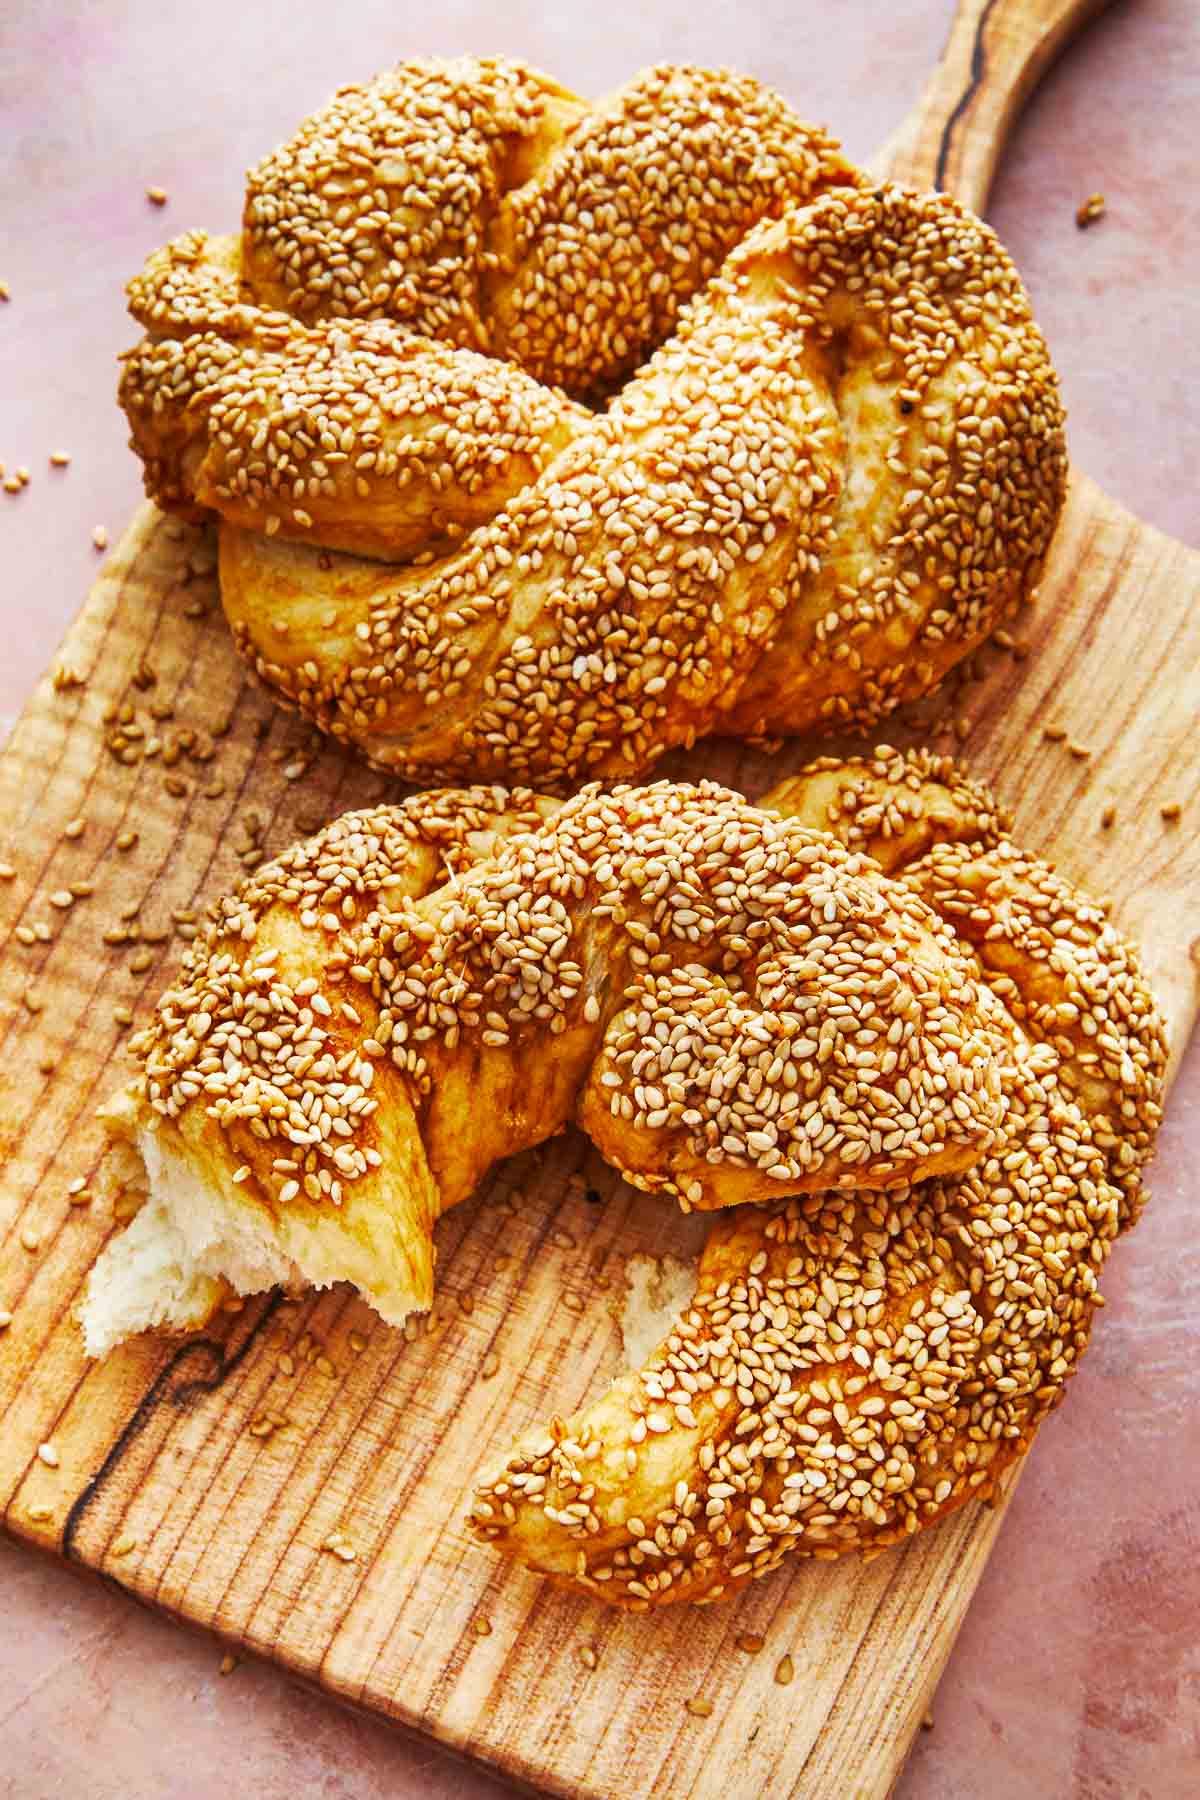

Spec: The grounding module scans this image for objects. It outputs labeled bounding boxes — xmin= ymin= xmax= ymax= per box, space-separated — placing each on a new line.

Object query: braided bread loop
xmin=83 ymin=752 xmax=1166 ymax=1608
xmin=120 ymin=59 xmax=1067 ymax=788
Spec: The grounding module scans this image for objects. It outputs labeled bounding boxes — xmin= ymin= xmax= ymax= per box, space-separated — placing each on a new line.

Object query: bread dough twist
xmin=119 ymin=59 xmax=1067 ymax=787
xmin=82 ymin=751 xmax=1165 ymax=1607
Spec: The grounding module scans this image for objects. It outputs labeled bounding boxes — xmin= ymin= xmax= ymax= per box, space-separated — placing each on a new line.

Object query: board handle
xmin=874 ymin=0 xmax=1113 ymax=212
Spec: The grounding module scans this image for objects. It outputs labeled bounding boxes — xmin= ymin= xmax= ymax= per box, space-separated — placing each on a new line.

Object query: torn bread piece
xmin=82 ymin=773 xmax=1004 ymax=1359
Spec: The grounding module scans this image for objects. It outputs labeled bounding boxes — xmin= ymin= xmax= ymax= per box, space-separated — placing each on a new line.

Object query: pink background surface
xmin=2 ymin=2 xmax=1198 ymax=1796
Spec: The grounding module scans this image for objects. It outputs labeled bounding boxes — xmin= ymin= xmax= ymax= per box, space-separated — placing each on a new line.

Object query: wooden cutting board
xmin=2 ymin=2 xmax=1198 ymax=1794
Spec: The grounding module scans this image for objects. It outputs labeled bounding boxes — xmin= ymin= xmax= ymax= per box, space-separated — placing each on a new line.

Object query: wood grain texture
xmin=3 ymin=3 xmax=1199 ymax=1795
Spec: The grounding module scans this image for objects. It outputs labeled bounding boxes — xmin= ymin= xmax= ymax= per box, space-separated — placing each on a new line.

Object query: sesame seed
xmin=111 ymin=1533 xmax=139 ymax=1557
xmin=37 ymin=1442 xmax=60 ymax=1468
xmin=20 ymin=1225 xmax=40 ymax=1252
xmin=473 ymin=1615 xmax=493 ymax=1637
xmin=1160 ymin=802 xmax=1182 ymax=823
xmin=1076 ymin=192 xmax=1106 ymax=229
xmin=147 ymin=186 xmax=169 ymax=206
xmin=685 ymin=1697 xmax=714 ymax=1718
xmin=1101 ymin=805 xmax=1116 ymax=830
xmin=0 ymin=1311 xmax=12 ymax=1331
xmin=219 ymin=1653 xmax=238 ymax=1675
xmin=92 ymin=525 xmax=108 ymax=551
xmin=775 ymin=1655 xmax=795 ymax=1686
xmin=49 ymin=451 xmax=71 ymax=467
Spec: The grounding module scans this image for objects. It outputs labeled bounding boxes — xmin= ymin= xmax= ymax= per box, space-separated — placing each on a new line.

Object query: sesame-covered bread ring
xmin=119 ymin=59 xmax=1067 ymax=786
xmin=83 ymin=774 xmax=1005 ymax=1354
xmin=81 ymin=753 xmax=1167 ymax=1610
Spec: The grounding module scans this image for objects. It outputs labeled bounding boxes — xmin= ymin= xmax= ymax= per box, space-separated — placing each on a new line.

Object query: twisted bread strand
xmin=128 ymin=59 xmax=856 ymax=390
xmin=469 ymin=749 xmax=1165 ymax=1605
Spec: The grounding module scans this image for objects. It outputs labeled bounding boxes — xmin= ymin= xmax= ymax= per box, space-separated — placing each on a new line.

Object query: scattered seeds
xmin=1076 ymin=192 xmax=1106 ymax=229
xmin=735 ymin=1633 xmax=765 ymax=1655
xmin=480 ymin=1352 xmax=501 ymax=1382
xmin=1101 ymin=804 xmax=1117 ymax=830
xmin=473 ymin=1615 xmax=493 ymax=1637
xmin=49 ymin=451 xmax=71 ymax=468
xmin=115 ymin=830 xmax=139 ymax=852
xmin=1160 ymin=801 xmax=1182 ymax=822
xmin=219 ymin=1653 xmax=238 ymax=1676
xmin=775 ymin=1654 xmax=795 ymax=1686
xmin=685 ymin=1697 xmax=714 ymax=1718
xmin=111 ymin=1533 xmax=139 ymax=1558
xmin=579 ymin=1645 xmax=598 ymax=1670
xmin=92 ymin=525 xmax=108 ymax=551
xmin=27 ymin=1505 xmax=53 ymax=1524
xmin=63 ymin=817 xmax=86 ymax=840
xmin=0 ymin=861 xmax=14 ymax=879
xmin=0 ymin=1310 xmax=12 ymax=1331
xmin=37 ymin=1442 xmax=60 ymax=1468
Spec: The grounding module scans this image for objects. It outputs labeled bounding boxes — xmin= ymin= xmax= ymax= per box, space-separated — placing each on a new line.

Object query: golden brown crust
xmin=121 ymin=62 xmax=1065 ymax=789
